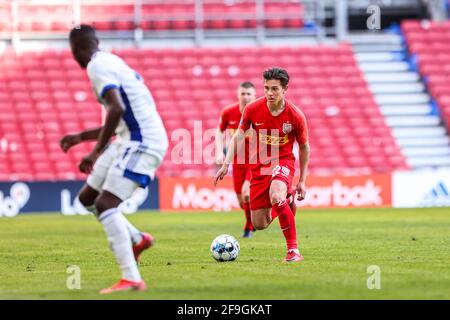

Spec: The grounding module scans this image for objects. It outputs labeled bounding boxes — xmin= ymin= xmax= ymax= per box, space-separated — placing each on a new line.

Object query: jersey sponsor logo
xmin=255 ymin=122 xmax=264 ymax=126
xmin=259 ymin=134 xmax=289 ymax=145
xmin=226 ymin=128 xmax=237 ymax=137
xmin=282 ymin=122 xmax=293 ymax=134
xmin=229 ymin=121 xmax=237 ymax=125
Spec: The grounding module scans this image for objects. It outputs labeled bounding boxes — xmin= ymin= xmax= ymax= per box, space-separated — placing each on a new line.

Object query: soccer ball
xmin=210 ymin=234 xmax=240 ymax=262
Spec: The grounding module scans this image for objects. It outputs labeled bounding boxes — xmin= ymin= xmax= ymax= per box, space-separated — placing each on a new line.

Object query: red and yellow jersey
xmin=218 ymin=102 xmax=251 ymax=164
xmin=239 ymin=96 xmax=308 ymax=168
xmin=219 ymin=102 xmax=242 ymax=133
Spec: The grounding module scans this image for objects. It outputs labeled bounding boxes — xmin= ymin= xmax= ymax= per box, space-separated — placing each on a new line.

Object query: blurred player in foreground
xmin=214 ymin=67 xmax=310 ymax=262
xmin=60 ymin=25 xmax=168 ymax=293
xmin=215 ymin=82 xmax=256 ymax=238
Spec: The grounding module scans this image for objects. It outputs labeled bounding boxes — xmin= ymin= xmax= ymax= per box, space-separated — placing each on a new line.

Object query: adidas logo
xmin=422 ymin=181 xmax=450 ymax=206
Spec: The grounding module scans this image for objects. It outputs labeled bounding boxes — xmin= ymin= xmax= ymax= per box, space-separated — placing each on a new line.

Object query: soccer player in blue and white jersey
xmin=60 ymin=25 xmax=168 ymax=294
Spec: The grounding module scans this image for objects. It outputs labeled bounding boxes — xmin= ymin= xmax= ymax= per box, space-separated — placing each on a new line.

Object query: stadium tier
xmin=0 ymin=45 xmax=409 ymax=181
xmin=0 ymin=0 xmax=304 ymax=33
xmin=402 ymin=19 xmax=450 ymax=131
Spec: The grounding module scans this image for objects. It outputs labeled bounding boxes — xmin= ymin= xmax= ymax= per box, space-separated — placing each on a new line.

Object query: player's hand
xmin=214 ymin=164 xmax=229 ymax=186
xmin=78 ymin=151 xmax=100 ymax=174
xmin=296 ymin=182 xmax=306 ymax=201
xmin=60 ymin=134 xmax=81 ymax=153
xmin=215 ymin=153 xmax=225 ymax=169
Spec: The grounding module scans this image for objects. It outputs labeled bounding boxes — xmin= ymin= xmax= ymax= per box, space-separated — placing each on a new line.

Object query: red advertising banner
xmin=159 ymin=174 xmax=392 ymax=211
xmin=295 ymin=174 xmax=391 ymax=208
xmin=160 ymin=177 xmax=240 ymax=211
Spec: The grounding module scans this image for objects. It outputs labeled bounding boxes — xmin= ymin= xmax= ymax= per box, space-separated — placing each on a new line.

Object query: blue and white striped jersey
xmin=87 ymin=51 xmax=168 ymax=162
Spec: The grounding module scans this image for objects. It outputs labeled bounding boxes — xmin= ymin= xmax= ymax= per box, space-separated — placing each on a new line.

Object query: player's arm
xmin=215 ymin=110 xmax=228 ymax=166
xmin=215 ymin=128 xmax=226 ymax=165
xmin=297 ymin=142 xmax=310 ymax=201
xmin=78 ymin=89 xmax=124 ymax=174
xmin=60 ymin=128 xmax=103 ymax=153
xmin=214 ymin=106 xmax=251 ymax=186
xmin=214 ymin=129 xmax=245 ymax=186
xmin=295 ymin=111 xmax=310 ymax=201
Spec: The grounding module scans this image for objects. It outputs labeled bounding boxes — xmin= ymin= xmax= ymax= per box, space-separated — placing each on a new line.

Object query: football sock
xmin=272 ymin=193 xmax=297 ymax=221
xmin=272 ymin=200 xmax=298 ymax=251
xmin=121 ymin=215 xmax=143 ymax=245
xmin=83 ymin=199 xmax=142 ymax=245
xmin=243 ymin=202 xmax=254 ymax=231
xmin=98 ymin=208 xmax=141 ymax=282
xmin=271 ymin=208 xmax=279 ymax=221
xmin=287 ymin=193 xmax=297 ymax=217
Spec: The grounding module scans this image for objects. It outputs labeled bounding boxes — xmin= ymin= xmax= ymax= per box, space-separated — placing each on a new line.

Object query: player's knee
xmin=94 ymin=196 xmax=115 ymax=214
xmin=270 ymin=193 xmax=285 ymax=206
xmin=253 ymin=221 xmax=268 ymax=230
xmin=95 ymin=191 xmax=123 ymax=214
xmin=94 ymin=198 xmax=108 ymax=214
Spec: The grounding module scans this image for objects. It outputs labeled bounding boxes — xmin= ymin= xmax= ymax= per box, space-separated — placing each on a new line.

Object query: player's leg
xmin=248 ymin=173 xmax=273 ymax=230
xmin=233 ymin=164 xmax=253 ymax=238
xmin=251 ymin=208 xmax=272 ymax=230
xmin=269 ymin=179 xmax=303 ymax=262
xmin=286 ymin=188 xmax=297 ymax=216
xmin=77 ymin=184 xmax=99 ymax=214
xmin=96 ymin=173 xmax=147 ymax=293
xmin=270 ymin=187 xmax=297 ymax=220
xmin=241 ymin=179 xmax=254 ymax=237
xmin=76 ymin=144 xmax=144 ymax=244
xmin=77 ymin=143 xmax=118 ymax=215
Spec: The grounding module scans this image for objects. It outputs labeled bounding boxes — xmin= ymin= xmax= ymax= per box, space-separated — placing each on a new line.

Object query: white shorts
xmin=87 ymin=141 xmax=160 ymax=201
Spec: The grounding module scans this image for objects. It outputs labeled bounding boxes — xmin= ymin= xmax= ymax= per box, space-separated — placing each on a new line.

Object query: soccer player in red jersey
xmin=214 ymin=67 xmax=310 ymax=262
xmin=215 ymin=82 xmax=256 ymax=238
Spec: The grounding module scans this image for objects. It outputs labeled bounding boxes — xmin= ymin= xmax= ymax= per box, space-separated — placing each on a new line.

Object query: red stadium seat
xmin=0 ymin=43 xmax=408 ymax=180
xmin=402 ymin=19 xmax=450 ymax=130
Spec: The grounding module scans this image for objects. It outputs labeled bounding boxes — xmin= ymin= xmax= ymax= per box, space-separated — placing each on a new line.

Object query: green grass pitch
xmin=0 ymin=207 xmax=449 ymax=300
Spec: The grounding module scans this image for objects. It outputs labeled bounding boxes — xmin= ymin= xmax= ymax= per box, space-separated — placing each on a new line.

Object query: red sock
xmin=272 ymin=193 xmax=296 ymax=221
xmin=271 ymin=208 xmax=278 ymax=221
xmin=272 ymin=200 xmax=298 ymax=251
xmin=287 ymin=193 xmax=297 ymax=217
xmin=243 ymin=202 xmax=254 ymax=231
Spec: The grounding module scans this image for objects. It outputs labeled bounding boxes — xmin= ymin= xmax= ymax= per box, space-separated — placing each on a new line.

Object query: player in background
xmin=215 ymin=82 xmax=256 ymax=238
xmin=60 ymin=25 xmax=168 ymax=293
xmin=214 ymin=67 xmax=310 ymax=262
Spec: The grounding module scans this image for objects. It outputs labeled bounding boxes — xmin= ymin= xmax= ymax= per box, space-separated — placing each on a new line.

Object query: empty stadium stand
xmin=0 ymin=0 xmax=305 ymax=34
xmin=402 ymin=20 xmax=450 ymax=129
xmin=0 ymin=44 xmax=409 ymax=181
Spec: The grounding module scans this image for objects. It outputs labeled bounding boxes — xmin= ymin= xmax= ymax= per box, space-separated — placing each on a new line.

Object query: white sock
xmin=80 ymin=197 xmax=142 ymax=245
xmin=123 ymin=218 xmax=143 ymax=245
xmin=99 ymin=208 xmax=141 ymax=282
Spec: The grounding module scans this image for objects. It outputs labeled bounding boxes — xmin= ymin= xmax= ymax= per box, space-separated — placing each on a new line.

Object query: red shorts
xmin=249 ymin=160 xmax=295 ymax=211
xmin=232 ymin=164 xmax=251 ymax=194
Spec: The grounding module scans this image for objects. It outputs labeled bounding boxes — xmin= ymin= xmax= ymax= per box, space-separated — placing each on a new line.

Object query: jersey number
xmin=272 ymin=165 xmax=290 ymax=178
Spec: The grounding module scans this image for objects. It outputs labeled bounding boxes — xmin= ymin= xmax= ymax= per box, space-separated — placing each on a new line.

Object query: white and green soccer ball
xmin=210 ymin=234 xmax=240 ymax=262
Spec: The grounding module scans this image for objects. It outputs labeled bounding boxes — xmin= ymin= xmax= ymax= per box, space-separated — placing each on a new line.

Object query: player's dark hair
xmin=69 ymin=24 xmax=98 ymax=48
xmin=239 ymin=81 xmax=255 ymax=89
xmin=263 ymin=67 xmax=289 ymax=88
